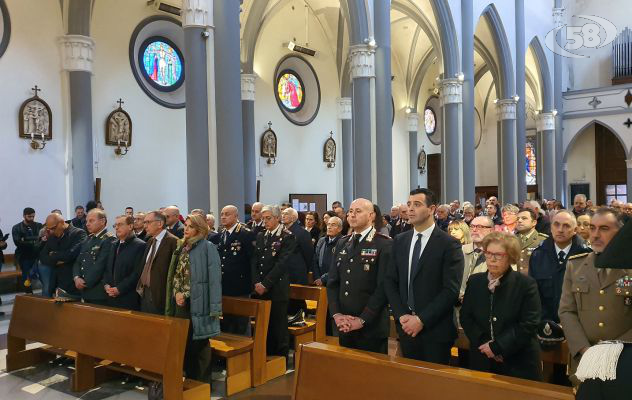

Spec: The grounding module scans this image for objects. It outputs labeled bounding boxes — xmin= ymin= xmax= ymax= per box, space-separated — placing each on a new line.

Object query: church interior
xmin=1 ymin=0 xmax=632 ymax=399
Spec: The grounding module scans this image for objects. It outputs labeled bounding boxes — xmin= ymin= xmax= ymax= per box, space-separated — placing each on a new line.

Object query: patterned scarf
xmin=487 ymin=271 xmax=503 ymax=293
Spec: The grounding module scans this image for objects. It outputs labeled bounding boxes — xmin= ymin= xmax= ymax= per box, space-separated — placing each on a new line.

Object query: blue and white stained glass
xmin=142 ymin=40 xmax=183 ymax=88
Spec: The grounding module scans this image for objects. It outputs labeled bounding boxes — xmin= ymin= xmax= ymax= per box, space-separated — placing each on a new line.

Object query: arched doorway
xmin=594 ymin=123 xmax=628 ymax=205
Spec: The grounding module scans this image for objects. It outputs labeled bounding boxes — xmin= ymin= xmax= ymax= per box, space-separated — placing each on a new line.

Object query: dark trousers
xmin=57 ymin=264 xmax=79 ymax=296
xmin=140 ymin=287 xmax=162 ymax=315
xmin=174 ymin=304 xmax=212 ymax=383
xmin=19 ymin=258 xmax=38 ymax=284
xmin=339 ymin=331 xmax=388 ymax=354
xmin=396 ymin=324 xmax=452 ymax=364
xmin=267 ymin=300 xmax=289 ymax=358
xmin=221 ymin=315 xmax=251 ymax=336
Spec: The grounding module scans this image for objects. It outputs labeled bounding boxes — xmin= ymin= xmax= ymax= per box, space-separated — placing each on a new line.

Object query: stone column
xmin=182 ymin=0 xmax=211 ymax=212
xmin=407 ymin=112 xmax=419 ymax=190
xmin=553 ymin=5 xmax=565 ymax=202
xmin=241 ymin=73 xmax=256 ymax=204
xmin=562 ymin=162 xmax=568 ymax=204
xmin=214 ymin=0 xmax=245 ymax=217
xmin=60 ymin=33 xmax=95 ymax=207
xmin=497 ymin=99 xmax=518 ymax=204
xmin=441 ymin=77 xmax=463 ymax=203
xmin=627 ymin=160 xmax=632 ymax=203
xmin=461 ymin=0 xmax=475 ymax=202
xmin=515 ymin=0 xmax=527 ymax=202
xmin=537 ymin=112 xmax=556 ymax=199
xmin=349 ymin=44 xmax=375 ymax=200
xmin=374 ymin=0 xmax=392 ymax=211
xmin=337 ymin=97 xmax=353 ymax=208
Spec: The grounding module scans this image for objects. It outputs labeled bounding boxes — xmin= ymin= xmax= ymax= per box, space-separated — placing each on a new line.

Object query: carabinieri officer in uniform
xmin=327 ymin=198 xmax=392 ymax=354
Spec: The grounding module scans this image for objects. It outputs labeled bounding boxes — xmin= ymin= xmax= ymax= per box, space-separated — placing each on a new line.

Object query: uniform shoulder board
xmin=375 ymin=232 xmax=391 ymax=239
xmin=341 ymin=233 xmax=352 ymax=240
xmin=237 ymin=223 xmax=250 ymax=232
xmin=283 ymin=228 xmax=293 ymax=235
xmin=537 ymin=232 xmax=549 ymax=238
xmin=568 ymin=253 xmax=589 ymax=261
xmin=104 ymin=232 xmax=115 ymax=238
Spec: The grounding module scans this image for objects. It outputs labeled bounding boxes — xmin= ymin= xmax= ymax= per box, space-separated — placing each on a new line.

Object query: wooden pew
xmin=288 ymin=284 xmax=327 ymax=367
xmin=6 ymin=294 xmax=208 ymax=400
xmin=210 ymin=296 xmax=271 ymax=395
xmin=294 ymin=342 xmax=574 ymax=400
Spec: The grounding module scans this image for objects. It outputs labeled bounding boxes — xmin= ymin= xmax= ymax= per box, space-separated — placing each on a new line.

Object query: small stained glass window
xmin=139 ymin=37 xmax=184 ymax=92
xmin=276 ymin=70 xmax=305 ymax=112
xmin=424 ymin=107 xmax=436 ymax=135
xmin=525 ymin=138 xmax=537 ymax=185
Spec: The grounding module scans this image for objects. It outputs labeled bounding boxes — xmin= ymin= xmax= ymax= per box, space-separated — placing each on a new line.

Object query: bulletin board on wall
xmin=289 ymin=194 xmax=328 ymax=218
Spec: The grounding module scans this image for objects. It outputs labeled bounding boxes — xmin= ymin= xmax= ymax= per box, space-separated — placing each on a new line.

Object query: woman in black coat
xmin=460 ymin=232 xmax=542 ymax=381
xmin=103 ymin=216 xmax=146 ymax=310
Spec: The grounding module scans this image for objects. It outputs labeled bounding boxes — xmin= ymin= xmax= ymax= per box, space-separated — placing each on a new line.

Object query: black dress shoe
xmin=288 ymin=309 xmax=306 ymax=327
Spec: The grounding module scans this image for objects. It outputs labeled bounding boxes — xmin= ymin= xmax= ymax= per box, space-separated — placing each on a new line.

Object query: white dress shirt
xmin=146 ymin=229 xmax=167 ymax=263
xmin=408 ymin=224 xmax=435 ymax=282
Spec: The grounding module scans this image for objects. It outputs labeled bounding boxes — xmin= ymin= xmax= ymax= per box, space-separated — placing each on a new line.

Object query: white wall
xmin=252 ymin=5 xmax=341 ymax=207
xmin=0 ymin=0 xmax=66 ymax=253
xmin=91 ymin=0 xmax=187 ymax=216
xmin=566 ymin=125 xmax=597 ymax=201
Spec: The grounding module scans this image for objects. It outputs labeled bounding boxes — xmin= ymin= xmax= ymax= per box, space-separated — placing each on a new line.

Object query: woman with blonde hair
xmin=460 ymin=232 xmax=541 ymax=381
xmin=165 ymin=213 xmax=222 ymax=385
xmin=448 ymin=220 xmax=472 ymax=245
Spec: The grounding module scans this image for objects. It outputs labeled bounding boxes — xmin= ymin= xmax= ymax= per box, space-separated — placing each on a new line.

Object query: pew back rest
xmin=289 ymin=285 xmax=327 ymax=341
xmin=294 ymin=342 xmax=574 ymax=400
xmin=8 ymin=295 xmax=188 ymax=376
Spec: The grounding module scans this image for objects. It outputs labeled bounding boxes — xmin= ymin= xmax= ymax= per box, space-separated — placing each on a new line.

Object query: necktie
xmin=558 ymin=250 xmax=566 ymax=264
xmin=408 ymin=233 xmax=423 ymax=311
xmin=352 ymin=233 xmax=361 ymax=251
xmin=223 ymin=230 xmax=228 ymax=244
xmin=137 ymin=239 xmax=157 ymax=295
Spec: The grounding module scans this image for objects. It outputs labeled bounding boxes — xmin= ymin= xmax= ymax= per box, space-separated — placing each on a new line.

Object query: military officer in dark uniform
xmin=515 ymin=208 xmax=548 ymax=275
xmin=73 ymin=209 xmax=115 ymax=305
xmin=214 ymin=205 xmax=255 ymax=334
xmin=252 ymin=205 xmax=297 ymax=360
xmin=247 ymin=202 xmax=266 ymax=236
xmin=327 ymin=198 xmax=392 ymax=354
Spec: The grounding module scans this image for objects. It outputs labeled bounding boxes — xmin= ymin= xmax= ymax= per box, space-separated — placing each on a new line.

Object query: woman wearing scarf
xmin=165 ymin=213 xmax=222 ymax=384
xmin=460 ymin=232 xmax=542 ymax=381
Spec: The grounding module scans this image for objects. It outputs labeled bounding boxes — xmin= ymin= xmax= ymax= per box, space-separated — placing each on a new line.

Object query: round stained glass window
xmin=424 ymin=107 xmax=436 ymax=135
xmin=276 ymin=69 xmax=305 ymax=112
xmin=138 ymin=36 xmax=184 ymax=92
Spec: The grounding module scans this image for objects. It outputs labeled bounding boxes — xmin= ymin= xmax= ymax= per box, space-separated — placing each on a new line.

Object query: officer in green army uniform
xmin=559 ymin=208 xmax=632 ymax=387
xmin=515 ymin=208 xmax=548 ymax=275
xmin=73 ymin=209 xmax=115 ymax=305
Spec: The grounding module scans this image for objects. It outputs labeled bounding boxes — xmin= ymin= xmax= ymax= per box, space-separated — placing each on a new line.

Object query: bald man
xmin=327 ymin=198 xmax=393 ymax=354
xmin=39 ymin=213 xmax=87 ymax=297
xmin=247 ymin=202 xmax=265 ymax=235
xmin=163 ymin=206 xmax=184 ymax=238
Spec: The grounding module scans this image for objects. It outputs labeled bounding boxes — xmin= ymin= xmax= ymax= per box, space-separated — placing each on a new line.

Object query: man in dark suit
xmin=71 ymin=205 xmax=87 ymax=231
xmin=252 ymin=205 xmax=297 ymax=360
xmin=104 ymin=215 xmax=146 ymax=310
xmin=164 ymin=206 xmax=184 ymax=239
xmin=327 ymin=198 xmax=392 ymax=354
xmin=281 ymin=207 xmax=313 ymax=285
xmin=72 ymin=209 xmax=116 ymax=305
xmin=136 ymin=211 xmax=178 ymax=314
xmin=385 ymin=188 xmax=464 ymax=365
xmin=247 ymin=202 xmax=266 ymax=236
xmin=390 ymin=204 xmax=412 ymax=237
xmin=214 ymin=205 xmax=255 ymax=334
xmin=132 ymin=212 xmax=149 ymax=242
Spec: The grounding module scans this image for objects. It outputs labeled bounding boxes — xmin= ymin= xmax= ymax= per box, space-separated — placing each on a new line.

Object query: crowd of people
xmin=1 ymin=192 xmax=631 ymax=398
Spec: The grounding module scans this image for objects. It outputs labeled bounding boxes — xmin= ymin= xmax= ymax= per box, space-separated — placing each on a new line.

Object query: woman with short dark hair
xmin=460 ymin=232 xmax=542 ymax=381
xmin=304 ymin=211 xmax=321 ymax=246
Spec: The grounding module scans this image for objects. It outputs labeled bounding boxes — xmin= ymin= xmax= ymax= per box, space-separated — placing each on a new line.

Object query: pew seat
xmin=288 ymin=285 xmax=327 ymax=368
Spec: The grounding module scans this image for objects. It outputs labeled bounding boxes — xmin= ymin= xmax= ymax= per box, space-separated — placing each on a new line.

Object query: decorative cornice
xmin=553 ymin=7 xmax=565 ymax=28
xmin=336 ymin=97 xmax=352 ymax=120
xmin=182 ymin=0 xmax=210 ymax=28
xmin=349 ymin=44 xmax=375 ymax=79
xmin=241 ymin=74 xmax=256 ymax=101
xmin=496 ymin=99 xmax=518 ymax=121
xmin=440 ymin=78 xmax=463 ymax=105
xmin=536 ymin=112 xmax=555 ymax=132
xmin=407 ymin=112 xmax=419 ymax=132
xmin=59 ymin=35 xmax=95 ymax=73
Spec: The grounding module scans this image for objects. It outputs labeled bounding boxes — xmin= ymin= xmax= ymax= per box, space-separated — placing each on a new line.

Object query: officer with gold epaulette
xmin=559 ymin=208 xmax=632 ymax=387
xmin=214 ymin=205 xmax=255 ymax=334
xmin=72 ymin=209 xmax=115 ymax=305
xmin=515 ymin=208 xmax=548 ymax=275
xmin=327 ymin=198 xmax=392 ymax=354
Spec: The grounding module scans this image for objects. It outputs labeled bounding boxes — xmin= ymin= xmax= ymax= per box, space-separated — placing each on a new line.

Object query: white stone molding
xmin=182 ymin=0 xmax=210 ymax=28
xmin=553 ymin=7 xmax=565 ymax=28
xmin=241 ymin=74 xmax=256 ymax=101
xmin=626 ymin=159 xmax=632 ymax=169
xmin=496 ymin=99 xmax=518 ymax=121
xmin=536 ymin=112 xmax=556 ymax=132
xmin=349 ymin=44 xmax=375 ymax=78
xmin=563 ymin=163 xmax=568 ymax=172
xmin=407 ymin=112 xmax=419 ymax=132
xmin=59 ymin=35 xmax=95 ymax=73
xmin=439 ymin=78 xmax=463 ymax=106
xmin=336 ymin=97 xmax=352 ymax=120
